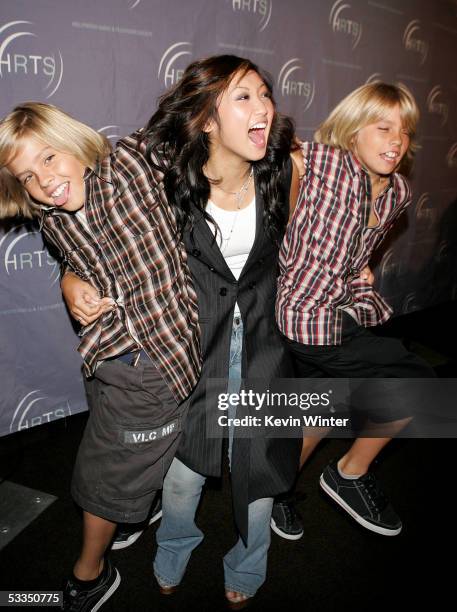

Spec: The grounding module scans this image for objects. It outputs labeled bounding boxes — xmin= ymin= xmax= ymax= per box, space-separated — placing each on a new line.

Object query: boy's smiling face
xmin=352 ymin=103 xmax=410 ymax=184
xmin=7 ymin=136 xmax=86 ymax=212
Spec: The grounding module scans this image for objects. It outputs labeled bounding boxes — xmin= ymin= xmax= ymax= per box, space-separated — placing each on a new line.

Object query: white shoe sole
xmin=111 ymin=509 xmax=163 ymax=550
xmin=91 ymin=568 xmax=121 ymax=612
xmin=319 ymin=475 xmax=402 ymax=537
xmin=270 ymin=517 xmax=304 ymax=541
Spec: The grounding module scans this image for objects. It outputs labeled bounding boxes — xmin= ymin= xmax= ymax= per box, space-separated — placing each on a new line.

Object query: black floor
xmin=1 ymin=301 xmax=456 ymax=611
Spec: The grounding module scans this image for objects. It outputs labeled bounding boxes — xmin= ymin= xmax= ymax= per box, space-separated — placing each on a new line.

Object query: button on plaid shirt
xmin=40 ymin=132 xmax=201 ymax=403
xmin=276 ymin=142 xmax=411 ymax=346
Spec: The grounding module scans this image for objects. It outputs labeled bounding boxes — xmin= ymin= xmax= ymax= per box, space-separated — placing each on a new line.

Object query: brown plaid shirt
xmin=40 ymin=132 xmax=201 ymax=403
xmin=276 ymin=142 xmax=411 ymax=345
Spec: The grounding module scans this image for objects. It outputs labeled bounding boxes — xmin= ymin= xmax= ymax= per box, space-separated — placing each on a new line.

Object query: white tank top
xmin=206 ymin=197 xmax=256 ymax=316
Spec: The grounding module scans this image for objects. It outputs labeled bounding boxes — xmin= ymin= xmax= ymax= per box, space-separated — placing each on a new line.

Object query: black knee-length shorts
xmin=284 ymin=313 xmax=435 ymax=424
xmin=71 ymin=355 xmax=185 ymax=523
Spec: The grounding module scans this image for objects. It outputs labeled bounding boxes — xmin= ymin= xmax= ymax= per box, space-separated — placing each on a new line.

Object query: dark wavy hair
xmin=141 ymin=55 xmax=295 ymax=240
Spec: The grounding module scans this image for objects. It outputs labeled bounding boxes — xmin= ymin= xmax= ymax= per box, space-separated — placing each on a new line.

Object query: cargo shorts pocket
xmin=106 ymin=418 xmax=182 ymax=500
xmin=92 ymin=362 xmax=182 ymax=500
xmin=117 ymin=416 xmax=182 ymax=454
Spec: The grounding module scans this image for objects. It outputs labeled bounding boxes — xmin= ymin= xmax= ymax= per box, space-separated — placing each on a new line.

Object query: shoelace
xmin=279 ymin=491 xmax=307 ymax=523
xmin=63 ymin=583 xmax=90 ymax=611
xmin=63 ymin=569 xmax=107 ymax=612
xmin=359 ymin=473 xmax=388 ymax=512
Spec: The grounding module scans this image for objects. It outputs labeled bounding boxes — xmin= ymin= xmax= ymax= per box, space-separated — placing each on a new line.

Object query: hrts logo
xmin=329 ymin=0 xmax=362 ymax=49
xmin=379 ymin=248 xmax=405 ymax=278
xmin=415 ymin=192 xmax=436 ymax=230
xmin=10 ymin=390 xmax=72 ymax=432
xmin=158 ymin=42 xmax=192 ymax=88
xmin=231 ymin=0 xmax=273 ymax=32
xmin=278 ymin=58 xmax=315 ymax=112
xmin=427 ymin=86 xmax=449 ymax=126
xmin=446 ymin=143 xmax=457 ymax=168
xmin=403 ymin=20 xmax=428 ymax=65
xmin=0 ymin=20 xmax=63 ymax=98
xmin=0 ymin=225 xmax=59 ymax=285
xmin=98 ymin=125 xmax=121 ymax=145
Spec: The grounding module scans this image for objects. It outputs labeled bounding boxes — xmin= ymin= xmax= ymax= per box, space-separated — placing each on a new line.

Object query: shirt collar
xmin=84 ymin=155 xmax=113 ymax=185
xmin=344 ymin=149 xmax=363 ymax=179
xmin=344 ymin=149 xmax=398 ymax=196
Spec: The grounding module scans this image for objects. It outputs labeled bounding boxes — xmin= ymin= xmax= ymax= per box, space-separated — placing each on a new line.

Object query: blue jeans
xmin=154 ymin=318 xmax=273 ymax=597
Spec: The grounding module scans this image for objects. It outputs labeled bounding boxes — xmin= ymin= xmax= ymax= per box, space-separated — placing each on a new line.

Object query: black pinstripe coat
xmin=176 ymin=161 xmax=301 ymax=542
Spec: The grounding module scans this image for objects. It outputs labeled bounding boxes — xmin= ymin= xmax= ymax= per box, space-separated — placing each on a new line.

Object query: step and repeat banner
xmin=1 ymin=0 xmax=456 ymax=436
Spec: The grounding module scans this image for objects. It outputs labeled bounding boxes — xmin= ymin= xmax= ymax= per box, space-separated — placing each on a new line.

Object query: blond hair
xmin=0 ymin=102 xmax=111 ymax=219
xmin=314 ymin=82 xmax=419 ymax=167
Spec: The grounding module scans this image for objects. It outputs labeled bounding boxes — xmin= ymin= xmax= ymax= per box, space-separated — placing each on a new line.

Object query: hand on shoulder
xmin=289 ymin=142 xmax=305 ymax=219
xmin=290 ymin=142 xmax=305 ymax=180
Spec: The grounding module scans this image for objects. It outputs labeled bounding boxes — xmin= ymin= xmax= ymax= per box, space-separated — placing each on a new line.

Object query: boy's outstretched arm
xmin=61 ymin=272 xmax=114 ymax=326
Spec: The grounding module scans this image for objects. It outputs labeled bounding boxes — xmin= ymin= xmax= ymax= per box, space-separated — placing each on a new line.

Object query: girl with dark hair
xmin=143 ymin=54 xmax=294 ymax=240
xmin=61 ymin=55 xmax=302 ymax=608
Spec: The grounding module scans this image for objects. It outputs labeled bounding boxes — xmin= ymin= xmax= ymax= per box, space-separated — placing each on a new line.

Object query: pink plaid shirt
xmin=276 ymin=142 xmax=411 ymax=345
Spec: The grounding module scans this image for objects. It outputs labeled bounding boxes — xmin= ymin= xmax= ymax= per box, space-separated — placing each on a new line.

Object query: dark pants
xmin=284 ymin=313 xmax=435 ymax=424
xmin=71 ymin=356 xmax=185 ymax=523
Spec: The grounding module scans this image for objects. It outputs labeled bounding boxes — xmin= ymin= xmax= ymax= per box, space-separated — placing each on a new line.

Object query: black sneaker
xmin=62 ymin=558 xmax=120 ymax=612
xmin=320 ymin=460 xmax=402 ymax=536
xmin=111 ymin=496 xmax=162 ymax=550
xmin=270 ymin=498 xmax=304 ymax=540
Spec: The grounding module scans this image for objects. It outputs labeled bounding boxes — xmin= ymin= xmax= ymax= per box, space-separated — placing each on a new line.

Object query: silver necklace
xmin=215 ymin=166 xmax=254 ymax=203
xmin=211 ymin=167 xmax=253 ymax=254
